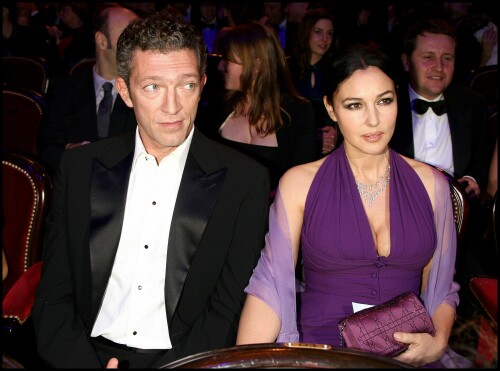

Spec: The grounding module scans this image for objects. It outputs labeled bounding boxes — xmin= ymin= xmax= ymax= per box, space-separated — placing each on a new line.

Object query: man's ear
xmin=323 ymin=96 xmax=337 ymax=122
xmin=116 ymin=77 xmax=133 ymax=108
xmin=95 ymin=31 xmax=107 ymax=51
xmin=201 ymin=74 xmax=207 ymax=91
xmin=401 ymin=53 xmax=410 ymax=72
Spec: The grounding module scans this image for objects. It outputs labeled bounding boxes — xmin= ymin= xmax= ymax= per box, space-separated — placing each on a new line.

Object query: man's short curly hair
xmin=117 ymin=12 xmax=207 ymax=86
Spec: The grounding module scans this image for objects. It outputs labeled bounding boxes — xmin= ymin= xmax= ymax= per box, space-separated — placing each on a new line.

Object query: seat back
xmin=68 ymin=57 xmax=96 ymax=76
xmin=492 ymin=191 xmax=498 ymax=258
xmin=433 ymin=167 xmax=470 ymax=242
xmin=2 ymin=150 xmax=52 ymax=297
xmin=162 ymin=342 xmax=410 ymax=368
xmin=469 ymin=65 xmax=498 ymax=114
xmin=2 ymin=86 xmax=46 ymax=156
xmin=2 ymin=55 xmax=49 ymax=94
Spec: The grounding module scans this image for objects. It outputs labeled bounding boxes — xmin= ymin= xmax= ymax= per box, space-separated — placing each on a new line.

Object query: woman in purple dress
xmin=237 ymin=45 xmax=469 ymax=367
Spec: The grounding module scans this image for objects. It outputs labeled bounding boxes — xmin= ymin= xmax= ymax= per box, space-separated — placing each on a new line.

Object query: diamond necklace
xmin=355 ymin=165 xmax=390 ymax=208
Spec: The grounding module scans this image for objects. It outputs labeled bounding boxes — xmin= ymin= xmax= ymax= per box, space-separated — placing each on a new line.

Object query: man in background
xmin=37 ymin=5 xmax=139 ymax=176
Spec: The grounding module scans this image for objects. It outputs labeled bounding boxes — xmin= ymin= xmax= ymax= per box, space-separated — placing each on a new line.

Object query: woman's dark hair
xmin=293 ymin=7 xmax=336 ymax=81
xmin=324 ymin=44 xmax=398 ymax=105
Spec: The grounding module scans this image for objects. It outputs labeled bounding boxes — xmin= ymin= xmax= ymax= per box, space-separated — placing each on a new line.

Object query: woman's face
xmin=309 ymin=18 xmax=333 ymax=61
xmin=324 ymin=66 xmax=397 ymax=156
xmin=218 ymin=53 xmax=243 ymax=91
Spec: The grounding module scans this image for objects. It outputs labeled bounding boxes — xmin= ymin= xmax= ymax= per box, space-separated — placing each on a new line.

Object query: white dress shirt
xmin=91 ymin=127 xmax=194 ymax=349
xmin=409 ymin=85 xmax=454 ymax=175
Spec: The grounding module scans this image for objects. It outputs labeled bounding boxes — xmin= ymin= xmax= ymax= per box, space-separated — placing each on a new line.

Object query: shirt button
xmin=152 ymin=201 xmax=156 ymax=205
xmin=371 ymin=273 xmax=377 ymax=278
xmin=144 ymin=245 xmax=148 ymax=249
xmin=371 ymin=290 xmax=377 ymax=295
xmin=138 ymin=285 xmax=142 ymax=290
xmin=133 ymin=331 xmax=137 ymax=335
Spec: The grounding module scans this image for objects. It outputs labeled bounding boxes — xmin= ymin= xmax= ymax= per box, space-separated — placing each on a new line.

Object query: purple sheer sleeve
xmin=421 ymin=168 xmax=460 ymax=315
xmin=422 ymin=168 xmax=473 ymax=368
xmin=244 ymin=187 xmax=299 ymax=342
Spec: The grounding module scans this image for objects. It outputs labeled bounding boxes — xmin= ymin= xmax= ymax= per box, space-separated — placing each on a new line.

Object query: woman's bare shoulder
xmin=398 ymin=154 xmax=443 ymax=207
xmin=279 ymin=158 xmax=325 ymax=205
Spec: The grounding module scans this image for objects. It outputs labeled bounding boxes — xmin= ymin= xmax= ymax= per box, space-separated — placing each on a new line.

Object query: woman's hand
xmin=321 ymin=125 xmax=337 ymax=154
xmin=392 ymin=331 xmax=447 ymax=367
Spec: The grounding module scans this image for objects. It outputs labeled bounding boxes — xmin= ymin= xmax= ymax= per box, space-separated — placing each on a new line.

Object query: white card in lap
xmin=352 ymin=302 xmax=374 ymax=313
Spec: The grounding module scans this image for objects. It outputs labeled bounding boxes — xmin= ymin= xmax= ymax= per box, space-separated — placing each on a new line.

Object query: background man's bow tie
xmin=202 ymin=22 xmax=216 ymax=30
xmin=412 ymin=99 xmax=447 ymax=116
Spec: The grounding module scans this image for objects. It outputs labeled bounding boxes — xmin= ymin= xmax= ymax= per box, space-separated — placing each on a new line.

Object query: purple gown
xmin=298 ymin=144 xmax=437 ymax=345
xmin=245 ymin=144 xmax=470 ymax=367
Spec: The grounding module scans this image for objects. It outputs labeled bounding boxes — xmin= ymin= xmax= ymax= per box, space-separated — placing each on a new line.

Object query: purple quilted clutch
xmin=338 ymin=292 xmax=435 ymax=357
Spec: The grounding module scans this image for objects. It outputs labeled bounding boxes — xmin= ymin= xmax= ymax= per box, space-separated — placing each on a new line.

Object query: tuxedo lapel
xmin=165 ymin=130 xmax=227 ymax=325
xmin=444 ymin=87 xmax=469 ymax=175
xmin=393 ymin=87 xmax=416 ymax=157
xmin=89 ymin=141 xmax=134 ymax=317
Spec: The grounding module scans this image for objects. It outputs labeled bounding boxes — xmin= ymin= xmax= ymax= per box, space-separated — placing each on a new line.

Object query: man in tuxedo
xmin=36 ymin=5 xmax=139 ymax=176
xmin=390 ymin=18 xmax=494 ymax=198
xmin=191 ymin=1 xmax=229 ymax=54
xmin=262 ymin=1 xmax=298 ymax=56
xmin=390 ymin=18 xmax=495 ymax=293
xmin=32 ymin=13 xmax=270 ymax=369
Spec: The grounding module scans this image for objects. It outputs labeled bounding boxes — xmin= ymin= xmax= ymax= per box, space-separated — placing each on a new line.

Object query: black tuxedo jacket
xmin=37 ymin=66 xmax=137 ymax=175
xmin=390 ymin=82 xmax=494 ymax=188
xmin=32 ymin=128 xmax=270 ymax=367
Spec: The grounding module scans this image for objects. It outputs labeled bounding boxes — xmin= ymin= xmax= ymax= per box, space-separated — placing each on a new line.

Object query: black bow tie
xmin=412 ymin=99 xmax=447 ymax=116
xmin=201 ymin=22 xmax=216 ymax=30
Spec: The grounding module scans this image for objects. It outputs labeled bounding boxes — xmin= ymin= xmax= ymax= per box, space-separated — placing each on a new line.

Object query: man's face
xmin=116 ymin=49 xmax=206 ymax=161
xmin=263 ymin=2 xmax=285 ymax=25
xmin=199 ymin=2 xmax=217 ymax=22
xmin=403 ymin=32 xmax=455 ymax=100
xmin=107 ymin=9 xmax=139 ymax=50
xmin=103 ymin=8 xmax=138 ymax=71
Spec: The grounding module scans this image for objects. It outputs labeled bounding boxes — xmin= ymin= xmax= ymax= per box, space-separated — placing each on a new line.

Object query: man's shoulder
xmin=51 ymin=68 xmax=93 ymax=93
xmin=63 ymin=132 xmax=134 ymax=162
xmin=193 ymin=130 xmax=268 ymax=174
xmin=445 ymin=83 xmax=487 ymax=104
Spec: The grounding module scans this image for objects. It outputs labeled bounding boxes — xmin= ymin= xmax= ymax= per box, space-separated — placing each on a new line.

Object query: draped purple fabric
xmin=245 ymin=143 xmax=468 ymax=367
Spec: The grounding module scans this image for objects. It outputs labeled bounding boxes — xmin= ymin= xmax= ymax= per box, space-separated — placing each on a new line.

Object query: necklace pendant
xmin=355 ymin=165 xmax=390 ymax=208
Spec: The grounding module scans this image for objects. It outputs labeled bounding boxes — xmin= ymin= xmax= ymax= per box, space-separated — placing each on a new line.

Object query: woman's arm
xmin=237 ymin=295 xmax=281 ymax=344
xmin=395 ymin=159 xmax=460 ymax=366
xmin=237 ymin=160 xmax=322 ymax=344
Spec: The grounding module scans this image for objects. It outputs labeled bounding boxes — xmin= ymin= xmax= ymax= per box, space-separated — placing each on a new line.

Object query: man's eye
xmin=145 ymin=84 xmax=158 ymax=91
xmin=184 ymin=83 xmax=195 ymax=90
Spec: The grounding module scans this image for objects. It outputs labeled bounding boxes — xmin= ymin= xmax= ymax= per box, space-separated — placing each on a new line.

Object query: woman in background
xmin=214 ymin=21 xmax=316 ymax=195
xmin=288 ymin=7 xmax=338 ymax=157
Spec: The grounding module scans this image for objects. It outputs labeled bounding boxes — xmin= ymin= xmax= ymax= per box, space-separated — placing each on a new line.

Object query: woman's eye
xmin=345 ymin=102 xmax=362 ymax=110
xmin=379 ymin=97 xmax=394 ymax=105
